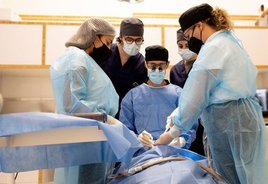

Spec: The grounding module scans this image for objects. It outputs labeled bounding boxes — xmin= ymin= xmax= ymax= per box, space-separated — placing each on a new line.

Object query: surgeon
xmin=99 ymin=17 xmax=148 ymax=119
xmin=170 ymin=29 xmax=205 ymax=156
xmin=50 ymin=18 xmax=119 ymax=184
xmin=155 ymin=3 xmax=266 ymax=184
xmin=120 ymin=45 xmax=197 ymax=150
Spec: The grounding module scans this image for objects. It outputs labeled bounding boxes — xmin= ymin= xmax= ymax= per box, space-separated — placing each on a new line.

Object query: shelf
xmin=0 ymin=68 xmax=50 ymax=77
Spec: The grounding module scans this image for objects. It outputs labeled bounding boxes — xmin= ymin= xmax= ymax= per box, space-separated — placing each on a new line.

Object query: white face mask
xmin=178 ymin=49 xmax=195 ymax=60
xmin=123 ymin=41 xmax=141 ymax=56
xmin=147 ymin=69 xmax=165 ymax=85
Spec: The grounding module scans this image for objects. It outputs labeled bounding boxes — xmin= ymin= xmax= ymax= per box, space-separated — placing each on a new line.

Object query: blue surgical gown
xmin=170 ymin=59 xmax=205 ymax=156
xmin=50 ymin=46 xmax=119 ymax=116
xmin=120 ymin=83 xmax=198 ymax=149
xmin=50 ymin=46 xmax=119 ymax=184
xmin=173 ymin=31 xmax=266 ymax=184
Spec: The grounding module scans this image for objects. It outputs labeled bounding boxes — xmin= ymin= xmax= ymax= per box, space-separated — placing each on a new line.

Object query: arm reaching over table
xmin=154 ymin=125 xmax=181 ymax=145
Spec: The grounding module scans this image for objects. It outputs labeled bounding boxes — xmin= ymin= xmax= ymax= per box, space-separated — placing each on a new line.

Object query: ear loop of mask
xmin=191 ymin=25 xmax=196 ymax=39
xmin=98 ymin=35 xmax=105 ymax=45
xmin=192 ymin=24 xmax=203 ymax=42
xmin=92 ymin=36 xmax=103 ymax=48
xmin=199 ymin=25 xmax=203 ymax=42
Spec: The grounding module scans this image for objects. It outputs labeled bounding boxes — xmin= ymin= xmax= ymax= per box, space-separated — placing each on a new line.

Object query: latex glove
xmin=155 ymin=126 xmax=181 ymax=145
xmin=168 ymin=137 xmax=186 ymax=148
xmin=138 ymin=130 xmax=154 ymax=147
xmin=165 ymin=116 xmax=173 ymax=132
xmin=165 ymin=108 xmax=179 ymax=132
xmin=154 ymin=132 xmax=173 ymax=145
xmin=107 ymin=115 xmax=121 ymax=125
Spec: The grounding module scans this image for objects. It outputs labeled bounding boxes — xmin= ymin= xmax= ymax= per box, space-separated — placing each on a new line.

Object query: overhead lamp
xmin=117 ymin=0 xmax=144 ymax=4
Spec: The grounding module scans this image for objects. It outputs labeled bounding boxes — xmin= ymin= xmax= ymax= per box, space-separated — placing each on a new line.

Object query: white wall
xmin=1 ymin=0 xmax=267 ymax=16
xmin=0 ymin=0 xmax=268 ymax=115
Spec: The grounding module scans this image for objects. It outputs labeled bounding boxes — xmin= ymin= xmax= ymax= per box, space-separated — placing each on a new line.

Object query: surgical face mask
xmin=188 ymin=37 xmax=204 ymax=54
xmin=123 ymin=41 xmax=141 ymax=56
xmin=188 ymin=25 xmax=204 ymax=54
xmin=91 ymin=43 xmax=112 ymax=64
xmin=148 ymin=69 xmax=165 ymax=85
xmin=178 ymin=49 xmax=195 ymax=60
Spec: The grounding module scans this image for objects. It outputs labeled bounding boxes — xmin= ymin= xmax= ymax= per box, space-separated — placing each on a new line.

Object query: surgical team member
xmin=120 ymin=45 xmax=197 ymax=149
xmin=170 ymin=29 xmax=205 ymax=156
xmin=50 ymin=18 xmax=119 ymax=184
xmin=170 ymin=29 xmax=197 ymax=87
xmin=99 ymin=17 xmax=147 ymax=119
xmin=155 ymin=3 xmax=266 ymax=184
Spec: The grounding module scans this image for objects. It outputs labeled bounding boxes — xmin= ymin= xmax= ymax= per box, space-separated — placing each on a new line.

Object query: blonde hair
xmin=204 ymin=7 xmax=234 ymax=31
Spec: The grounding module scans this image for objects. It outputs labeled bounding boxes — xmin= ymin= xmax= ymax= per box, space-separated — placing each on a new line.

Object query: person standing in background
xmin=50 ymin=17 xmax=118 ymax=184
xmin=170 ymin=29 xmax=197 ymax=87
xmin=170 ymin=29 xmax=205 ymax=156
xmin=99 ymin=17 xmax=147 ymax=119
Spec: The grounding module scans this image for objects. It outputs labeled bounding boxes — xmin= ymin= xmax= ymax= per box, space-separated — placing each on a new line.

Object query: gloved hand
xmin=154 ymin=126 xmax=181 ymax=145
xmin=138 ymin=130 xmax=154 ymax=147
xmin=165 ymin=108 xmax=179 ymax=132
xmin=168 ymin=137 xmax=186 ymax=148
xmin=107 ymin=115 xmax=121 ymax=125
xmin=154 ymin=132 xmax=173 ymax=145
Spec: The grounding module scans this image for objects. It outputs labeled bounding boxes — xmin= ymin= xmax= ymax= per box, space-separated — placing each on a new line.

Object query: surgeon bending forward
xmin=155 ymin=3 xmax=266 ymax=184
xmin=50 ymin=18 xmax=119 ymax=184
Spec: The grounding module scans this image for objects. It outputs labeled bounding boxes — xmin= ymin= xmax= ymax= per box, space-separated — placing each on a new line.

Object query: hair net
xmin=179 ymin=3 xmax=213 ymax=32
xmin=120 ymin=17 xmax=144 ymax=36
xmin=177 ymin=29 xmax=187 ymax=43
xmin=145 ymin=45 xmax=168 ymax=62
xmin=65 ymin=18 xmax=116 ymax=49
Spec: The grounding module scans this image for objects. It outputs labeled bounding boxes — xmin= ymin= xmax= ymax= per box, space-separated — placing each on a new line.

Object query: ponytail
xmin=205 ymin=7 xmax=234 ymax=31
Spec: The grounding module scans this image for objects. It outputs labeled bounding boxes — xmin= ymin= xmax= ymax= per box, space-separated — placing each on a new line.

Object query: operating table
xmin=0 ymin=112 xmax=142 ymax=184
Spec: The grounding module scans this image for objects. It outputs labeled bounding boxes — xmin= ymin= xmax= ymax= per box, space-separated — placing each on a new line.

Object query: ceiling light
xmin=117 ymin=0 xmax=144 ymax=4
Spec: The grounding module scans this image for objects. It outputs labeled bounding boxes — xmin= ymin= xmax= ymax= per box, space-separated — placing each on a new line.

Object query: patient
xmin=119 ymin=45 xmax=198 ymax=150
xmin=107 ymin=145 xmax=227 ymax=184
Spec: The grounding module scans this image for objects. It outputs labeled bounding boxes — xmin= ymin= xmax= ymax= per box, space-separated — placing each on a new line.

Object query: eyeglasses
xmin=124 ymin=37 xmax=144 ymax=45
xmin=183 ymin=25 xmax=196 ymax=41
xmin=147 ymin=63 xmax=167 ymax=72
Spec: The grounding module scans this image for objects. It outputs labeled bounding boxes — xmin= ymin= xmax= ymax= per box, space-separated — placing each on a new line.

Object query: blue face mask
xmin=148 ymin=69 xmax=165 ymax=84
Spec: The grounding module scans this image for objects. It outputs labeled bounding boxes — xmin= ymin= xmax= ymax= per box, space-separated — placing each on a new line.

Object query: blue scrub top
xmin=120 ymin=83 xmax=197 ymax=149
